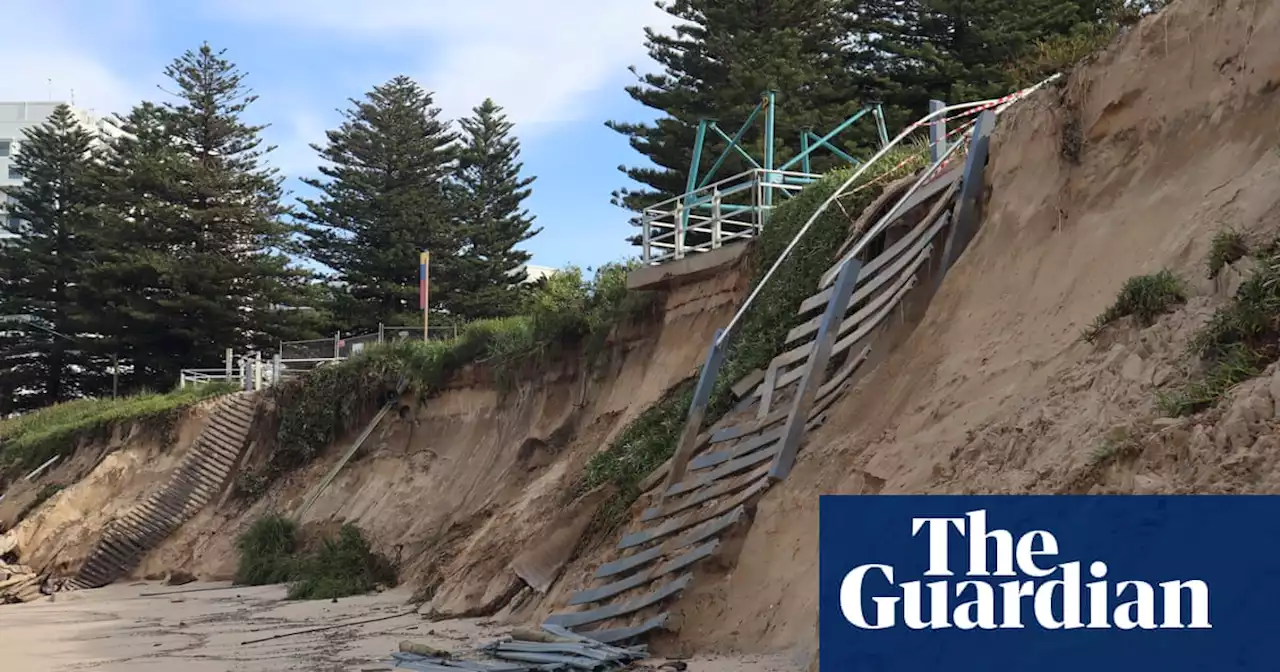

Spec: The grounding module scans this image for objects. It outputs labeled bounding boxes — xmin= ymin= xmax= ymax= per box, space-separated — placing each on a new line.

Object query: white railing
xmin=640 ymin=168 xmax=822 ymax=264
xmin=178 ymin=368 xmax=244 ymax=388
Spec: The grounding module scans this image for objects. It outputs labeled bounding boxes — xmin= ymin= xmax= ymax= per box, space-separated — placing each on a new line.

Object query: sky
xmin=2 ymin=0 xmax=678 ymax=270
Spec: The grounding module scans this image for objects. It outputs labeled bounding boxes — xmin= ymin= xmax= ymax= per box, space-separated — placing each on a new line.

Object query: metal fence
xmin=281 ymin=324 xmax=465 ymax=360
xmin=180 ymin=323 xmax=472 ymax=392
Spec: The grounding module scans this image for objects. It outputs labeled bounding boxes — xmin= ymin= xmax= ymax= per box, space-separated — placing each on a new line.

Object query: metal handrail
xmin=715 ymin=75 xmax=1063 ymax=346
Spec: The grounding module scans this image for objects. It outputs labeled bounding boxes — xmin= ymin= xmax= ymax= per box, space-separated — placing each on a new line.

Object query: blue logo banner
xmin=819 ymin=495 xmax=1280 ymax=671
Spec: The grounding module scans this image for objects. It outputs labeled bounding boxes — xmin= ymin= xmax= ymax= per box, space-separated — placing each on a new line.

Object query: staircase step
xmin=545 ymin=574 xmax=693 ymax=629
xmin=569 ymin=540 xmax=719 ymax=606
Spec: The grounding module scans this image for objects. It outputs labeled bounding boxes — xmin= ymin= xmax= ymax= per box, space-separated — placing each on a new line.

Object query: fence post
xmin=253 ymin=352 xmax=263 ymax=391
xmin=711 ymin=188 xmax=723 ymax=249
xmin=769 ymin=258 xmax=861 ymax=481
xmin=940 ymin=110 xmax=996 ymax=274
xmin=642 ymin=212 xmax=652 ymax=263
xmin=674 ymin=201 xmax=685 ymax=260
xmin=272 ymin=354 xmax=281 ymax=386
xmin=333 ymin=331 xmax=341 ymax=360
xmin=378 ymin=323 xmax=385 ymax=345
xmin=929 ymin=99 xmax=947 ymax=163
xmin=225 ymin=348 xmax=233 ymax=381
xmin=180 ymin=371 xmax=187 ymax=389
xmin=662 ymin=329 xmax=728 ymax=499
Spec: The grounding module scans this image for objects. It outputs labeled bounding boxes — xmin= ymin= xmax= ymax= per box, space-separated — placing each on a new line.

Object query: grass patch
xmin=1087 ymin=426 xmax=1141 ymax=468
xmin=574 ymin=380 xmax=695 ymax=534
xmin=1081 ymin=270 xmax=1186 ymax=343
xmin=1207 ymin=229 xmax=1249 ymax=278
xmin=0 ymin=383 xmax=235 ymax=484
xmin=234 ymin=515 xmax=396 ymax=599
xmin=1156 ymin=343 xmax=1263 ymax=417
xmin=1008 ymin=2 xmax=1171 ymax=88
xmin=1159 ymin=249 xmax=1280 ymax=416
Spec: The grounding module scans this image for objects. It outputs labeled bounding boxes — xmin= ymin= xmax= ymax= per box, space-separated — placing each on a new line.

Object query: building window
xmin=7 ymin=165 xmax=19 ymax=180
xmin=0 ymin=140 xmax=10 ymax=157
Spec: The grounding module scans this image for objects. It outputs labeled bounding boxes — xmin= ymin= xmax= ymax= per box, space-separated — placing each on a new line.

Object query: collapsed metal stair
xmin=67 ymin=391 xmax=260 ymax=589
xmin=542 ymin=111 xmax=1000 ymax=644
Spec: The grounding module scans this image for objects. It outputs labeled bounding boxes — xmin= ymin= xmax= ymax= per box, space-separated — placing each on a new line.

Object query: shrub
xmin=706 ymin=149 xmax=928 ymax=421
xmin=1207 ymin=229 xmax=1249 ymax=278
xmin=233 ymin=516 xmax=396 ymax=600
xmin=234 ymin=515 xmax=299 ymax=586
xmin=1081 ymin=270 xmax=1186 ymax=343
xmin=287 ymin=524 xmax=398 ymax=600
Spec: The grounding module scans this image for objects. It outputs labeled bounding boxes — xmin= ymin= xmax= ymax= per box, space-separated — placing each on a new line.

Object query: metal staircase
xmin=67 ymin=391 xmax=260 ymax=589
xmin=537 ymin=79 xmax=1061 ymax=643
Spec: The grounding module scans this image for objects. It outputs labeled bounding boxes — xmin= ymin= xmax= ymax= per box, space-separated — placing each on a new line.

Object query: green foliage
xmin=1159 ymin=241 xmax=1280 ymax=416
xmin=1081 ymin=270 xmax=1187 ymax=343
xmin=287 ymin=524 xmax=398 ymax=600
xmin=90 ymin=43 xmax=319 ymax=392
xmin=1207 ymin=229 xmax=1249 ymax=279
xmin=708 ymin=150 xmax=928 ymax=421
xmin=1087 ymin=426 xmax=1141 ymax=468
xmin=234 ymin=515 xmax=299 ymax=586
xmin=575 ymin=382 xmax=695 ymax=534
xmin=259 ymin=266 xmax=655 ymax=488
xmin=1008 ymin=22 xmax=1122 ymax=87
xmin=1191 ymin=253 xmax=1280 ymax=361
xmin=234 ymin=516 xmax=396 ymax=600
xmin=0 ymin=104 xmax=106 ymax=412
xmin=608 ymin=0 xmax=873 ymax=250
xmin=1157 ymin=343 xmax=1263 ymax=417
xmin=0 ymin=384 xmax=234 ymax=483
xmin=298 ymin=76 xmax=463 ymax=331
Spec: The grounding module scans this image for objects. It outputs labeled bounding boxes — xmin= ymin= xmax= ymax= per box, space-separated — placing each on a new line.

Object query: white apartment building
xmin=1 ymin=101 xmax=117 ymax=235
xmin=519 ymin=264 xmax=558 ymax=283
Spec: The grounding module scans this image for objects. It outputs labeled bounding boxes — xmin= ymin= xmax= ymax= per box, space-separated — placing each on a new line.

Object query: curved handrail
xmin=716 ymin=100 xmax=1002 ymax=345
xmin=716 ymin=73 xmax=1063 ymax=346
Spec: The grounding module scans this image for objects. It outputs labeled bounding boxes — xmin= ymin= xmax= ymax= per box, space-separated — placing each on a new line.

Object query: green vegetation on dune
xmin=1159 ymin=244 xmax=1280 ymax=416
xmin=251 ymin=263 xmax=659 ymax=491
xmin=0 ymin=383 xmax=235 ymax=482
xmin=706 ymin=150 xmax=928 ymax=422
xmin=234 ymin=515 xmax=396 ymax=600
xmin=1081 ymin=270 xmax=1187 ymax=343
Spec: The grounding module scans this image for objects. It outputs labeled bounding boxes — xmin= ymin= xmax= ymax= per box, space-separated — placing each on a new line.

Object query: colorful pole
xmin=419 ymin=251 xmax=430 ymax=341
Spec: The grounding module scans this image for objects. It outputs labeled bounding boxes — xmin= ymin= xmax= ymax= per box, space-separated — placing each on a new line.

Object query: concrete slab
xmin=627 ymin=243 xmax=750 ymax=291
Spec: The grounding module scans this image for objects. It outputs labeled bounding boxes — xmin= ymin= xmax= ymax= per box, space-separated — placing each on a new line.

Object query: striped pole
xmin=419 ymin=251 xmax=430 ymax=341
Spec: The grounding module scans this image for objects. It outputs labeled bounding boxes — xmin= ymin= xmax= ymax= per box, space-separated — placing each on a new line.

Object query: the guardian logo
xmin=840 ymin=509 xmax=1212 ymax=631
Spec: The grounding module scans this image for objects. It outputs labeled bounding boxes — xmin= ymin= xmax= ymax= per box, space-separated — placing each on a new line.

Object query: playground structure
xmin=638 ymin=92 xmax=891 ymax=264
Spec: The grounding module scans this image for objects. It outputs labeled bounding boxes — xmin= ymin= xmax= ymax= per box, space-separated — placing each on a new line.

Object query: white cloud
xmin=0 ymin=2 xmax=148 ymax=118
xmin=212 ymin=0 xmax=673 ymax=129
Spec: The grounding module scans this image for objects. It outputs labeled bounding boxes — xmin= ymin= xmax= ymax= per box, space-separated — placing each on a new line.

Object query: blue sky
xmin=5 ymin=0 xmax=677 ymax=270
